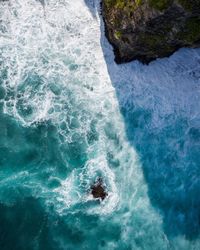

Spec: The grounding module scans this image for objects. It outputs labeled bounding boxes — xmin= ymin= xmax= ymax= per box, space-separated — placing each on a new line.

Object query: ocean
xmin=0 ymin=0 xmax=200 ymax=249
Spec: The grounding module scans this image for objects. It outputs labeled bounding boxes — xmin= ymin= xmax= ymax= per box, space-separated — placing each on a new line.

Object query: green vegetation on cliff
xmin=105 ymin=0 xmax=173 ymax=11
xmin=149 ymin=0 xmax=172 ymax=11
xmin=178 ymin=0 xmax=200 ymax=11
xmin=105 ymin=0 xmax=200 ymax=12
xmin=105 ymin=0 xmax=142 ymax=10
xmin=102 ymin=0 xmax=200 ymax=63
xmin=177 ymin=17 xmax=200 ymax=43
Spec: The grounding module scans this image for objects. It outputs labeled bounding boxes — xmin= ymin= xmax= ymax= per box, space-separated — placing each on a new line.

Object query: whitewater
xmin=0 ymin=0 xmax=200 ymax=249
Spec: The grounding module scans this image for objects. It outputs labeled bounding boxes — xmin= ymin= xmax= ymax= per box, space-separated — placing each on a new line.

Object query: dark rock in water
xmin=91 ymin=178 xmax=107 ymax=201
xmin=102 ymin=0 xmax=200 ymax=64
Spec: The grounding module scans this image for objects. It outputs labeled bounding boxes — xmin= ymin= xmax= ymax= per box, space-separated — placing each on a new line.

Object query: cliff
xmin=102 ymin=0 xmax=200 ymax=63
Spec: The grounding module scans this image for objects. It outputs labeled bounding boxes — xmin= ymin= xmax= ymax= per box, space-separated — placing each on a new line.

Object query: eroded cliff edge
xmin=102 ymin=0 xmax=200 ymax=63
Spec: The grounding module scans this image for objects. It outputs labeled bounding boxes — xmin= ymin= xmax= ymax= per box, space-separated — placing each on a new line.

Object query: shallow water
xmin=0 ymin=0 xmax=200 ymax=249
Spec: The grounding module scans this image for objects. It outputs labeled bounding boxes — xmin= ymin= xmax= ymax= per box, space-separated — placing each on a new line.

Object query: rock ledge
xmin=102 ymin=0 xmax=200 ymax=63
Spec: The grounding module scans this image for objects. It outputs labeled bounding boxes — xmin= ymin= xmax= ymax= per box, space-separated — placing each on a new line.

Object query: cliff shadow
xmin=84 ymin=0 xmax=98 ymax=17
xmin=84 ymin=0 xmax=200 ymax=240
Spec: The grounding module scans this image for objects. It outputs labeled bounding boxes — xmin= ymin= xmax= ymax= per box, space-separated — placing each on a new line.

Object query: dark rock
xmin=102 ymin=0 xmax=200 ymax=64
xmin=91 ymin=178 xmax=108 ymax=201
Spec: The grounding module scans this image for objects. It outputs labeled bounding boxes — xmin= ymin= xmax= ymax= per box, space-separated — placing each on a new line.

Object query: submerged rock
xmin=91 ymin=178 xmax=108 ymax=201
xmin=102 ymin=0 xmax=200 ymax=63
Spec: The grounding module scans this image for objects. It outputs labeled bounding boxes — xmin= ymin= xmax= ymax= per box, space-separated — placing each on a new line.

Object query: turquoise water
xmin=0 ymin=0 xmax=200 ymax=249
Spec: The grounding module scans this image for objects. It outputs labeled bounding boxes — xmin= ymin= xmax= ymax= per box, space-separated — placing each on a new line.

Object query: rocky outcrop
xmin=90 ymin=178 xmax=107 ymax=200
xmin=102 ymin=0 xmax=200 ymax=63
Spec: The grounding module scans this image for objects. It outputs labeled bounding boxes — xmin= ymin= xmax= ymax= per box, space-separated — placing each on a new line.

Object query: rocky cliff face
xmin=102 ymin=0 xmax=200 ymax=63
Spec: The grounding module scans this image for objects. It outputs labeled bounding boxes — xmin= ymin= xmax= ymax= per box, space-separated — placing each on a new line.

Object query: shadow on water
xmin=84 ymin=0 xmax=98 ymax=17
xmin=85 ymin=0 xmax=200 ymax=240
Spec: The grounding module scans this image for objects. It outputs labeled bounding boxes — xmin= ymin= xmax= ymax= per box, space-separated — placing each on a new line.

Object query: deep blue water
xmin=0 ymin=1 xmax=200 ymax=249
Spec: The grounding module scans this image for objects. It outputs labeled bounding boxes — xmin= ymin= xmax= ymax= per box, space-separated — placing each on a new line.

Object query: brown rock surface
xmin=102 ymin=0 xmax=200 ymax=63
xmin=91 ymin=178 xmax=108 ymax=201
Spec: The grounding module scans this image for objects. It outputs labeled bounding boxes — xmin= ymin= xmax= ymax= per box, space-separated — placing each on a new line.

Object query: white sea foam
xmin=0 ymin=0 xmax=124 ymax=213
xmin=55 ymin=156 xmax=119 ymax=215
xmin=1 ymin=0 xmax=200 ymax=247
